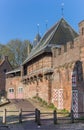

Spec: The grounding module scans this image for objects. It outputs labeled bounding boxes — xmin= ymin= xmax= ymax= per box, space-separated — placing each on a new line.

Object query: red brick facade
xmin=6 ymin=19 xmax=84 ymax=115
xmin=6 ymin=76 xmax=23 ymax=99
xmin=22 ymin=53 xmax=53 ymax=102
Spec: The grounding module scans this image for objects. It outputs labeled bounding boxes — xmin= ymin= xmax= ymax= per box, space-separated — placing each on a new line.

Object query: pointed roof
xmin=23 ymin=18 xmax=78 ymax=65
xmin=35 ymin=33 xmax=41 ymax=42
xmin=0 ymin=56 xmax=12 ymax=68
xmin=33 ymin=33 xmax=41 ymax=46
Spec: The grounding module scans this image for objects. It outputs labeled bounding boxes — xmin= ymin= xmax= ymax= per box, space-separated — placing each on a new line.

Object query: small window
xmin=18 ymin=87 xmax=23 ymax=93
xmin=4 ymin=69 xmax=7 ymax=73
xmin=9 ymin=88 xmax=14 ymax=93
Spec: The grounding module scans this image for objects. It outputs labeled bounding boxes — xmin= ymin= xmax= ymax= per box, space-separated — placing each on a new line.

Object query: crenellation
xmin=61 ymin=45 xmax=64 ymax=54
xmin=64 ymin=44 xmax=67 ymax=52
xmin=70 ymin=41 xmax=74 ymax=49
xmin=58 ymin=48 xmax=61 ymax=55
xmin=67 ymin=41 xmax=72 ymax=50
xmin=55 ymin=48 xmax=58 ymax=56
xmin=74 ymin=37 xmax=80 ymax=47
xmin=54 ymin=48 xmax=57 ymax=57
xmin=53 ymin=37 xmax=81 ymax=58
xmin=56 ymin=47 xmax=61 ymax=56
xmin=53 ymin=41 xmax=74 ymax=57
xmin=79 ymin=20 xmax=84 ymax=35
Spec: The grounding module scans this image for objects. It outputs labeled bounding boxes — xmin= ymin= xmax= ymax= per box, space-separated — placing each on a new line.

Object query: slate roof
xmin=23 ymin=18 xmax=78 ymax=65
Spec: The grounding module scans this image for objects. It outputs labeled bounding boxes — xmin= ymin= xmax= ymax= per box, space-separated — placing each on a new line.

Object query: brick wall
xmin=27 ymin=54 xmax=52 ymax=75
xmin=23 ymin=77 xmax=49 ymax=102
xmin=51 ymin=20 xmax=84 ymax=111
xmin=23 ymin=54 xmax=52 ymax=102
xmin=6 ymin=76 xmax=23 ymax=99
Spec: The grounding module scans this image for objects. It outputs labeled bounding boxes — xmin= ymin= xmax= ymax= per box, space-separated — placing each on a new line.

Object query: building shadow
xmin=72 ymin=60 xmax=84 ymax=118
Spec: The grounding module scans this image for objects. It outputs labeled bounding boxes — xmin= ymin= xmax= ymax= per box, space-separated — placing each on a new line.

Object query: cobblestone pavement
xmin=0 ymin=122 xmax=84 ymax=130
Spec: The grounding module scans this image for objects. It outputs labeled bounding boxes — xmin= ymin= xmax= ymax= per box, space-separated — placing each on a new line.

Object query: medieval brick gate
xmin=52 ymin=70 xmax=79 ymax=117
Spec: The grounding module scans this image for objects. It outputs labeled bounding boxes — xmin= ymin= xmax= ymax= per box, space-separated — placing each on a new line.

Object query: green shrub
xmin=33 ymin=96 xmax=37 ymax=99
xmin=61 ymin=108 xmax=69 ymax=114
xmin=42 ymin=100 xmax=47 ymax=106
xmin=37 ymin=97 xmax=43 ymax=102
xmin=33 ymin=96 xmax=57 ymax=110
xmin=48 ymin=103 xmax=56 ymax=109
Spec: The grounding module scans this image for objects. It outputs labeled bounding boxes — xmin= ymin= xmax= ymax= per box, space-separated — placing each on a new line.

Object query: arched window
xmin=74 ymin=61 xmax=83 ymax=82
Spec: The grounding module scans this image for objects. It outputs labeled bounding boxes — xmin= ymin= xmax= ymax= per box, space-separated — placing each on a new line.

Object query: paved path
xmin=10 ymin=99 xmax=35 ymax=111
xmin=2 ymin=99 xmax=35 ymax=124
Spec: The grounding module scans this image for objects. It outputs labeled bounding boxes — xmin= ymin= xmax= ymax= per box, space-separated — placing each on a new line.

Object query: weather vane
xmin=61 ymin=3 xmax=64 ymax=17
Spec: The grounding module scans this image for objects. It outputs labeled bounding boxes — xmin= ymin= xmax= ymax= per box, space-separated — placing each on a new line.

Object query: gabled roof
xmin=23 ymin=18 xmax=78 ymax=65
xmin=0 ymin=56 xmax=12 ymax=69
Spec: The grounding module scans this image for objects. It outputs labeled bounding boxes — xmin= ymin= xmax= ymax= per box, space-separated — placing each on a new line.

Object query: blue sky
xmin=0 ymin=0 xmax=84 ymax=44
